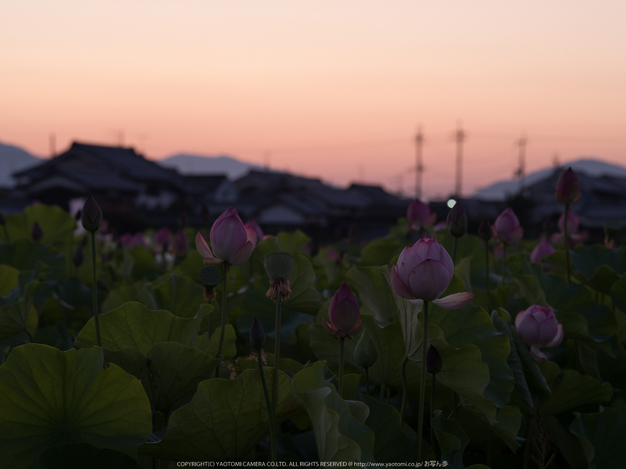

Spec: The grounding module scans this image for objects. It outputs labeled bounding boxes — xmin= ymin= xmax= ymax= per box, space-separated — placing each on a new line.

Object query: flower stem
xmin=417 ymin=300 xmax=429 ymax=463
xmin=400 ymin=354 xmax=409 ymax=420
xmin=564 ymin=204 xmax=571 ymax=284
xmin=91 ymin=232 xmax=101 ymax=347
xmin=365 ymin=367 xmax=370 ymax=395
xmin=431 ymin=372 xmax=437 ymax=458
xmin=338 ymin=337 xmax=345 ymax=398
xmin=272 ymin=292 xmax=282 ymax=411
xmin=501 ymin=243 xmax=508 ymax=287
xmin=452 ymin=236 xmax=458 ymax=265
xmin=216 ymin=262 xmax=229 ymax=359
xmin=258 ymin=350 xmax=277 ymax=462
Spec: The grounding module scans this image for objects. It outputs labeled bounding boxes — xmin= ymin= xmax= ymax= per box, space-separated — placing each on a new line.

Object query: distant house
xmin=234 ymin=171 xmax=408 ymax=239
xmin=12 ymin=142 xmax=184 ymax=228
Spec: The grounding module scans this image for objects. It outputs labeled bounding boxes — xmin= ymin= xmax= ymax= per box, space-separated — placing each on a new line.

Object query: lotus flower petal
xmin=530 ymin=346 xmax=549 ymax=362
xmin=407 ymin=258 xmax=452 ymax=301
xmin=391 ymin=265 xmax=415 ymax=299
xmin=432 ymin=292 xmax=474 ymax=310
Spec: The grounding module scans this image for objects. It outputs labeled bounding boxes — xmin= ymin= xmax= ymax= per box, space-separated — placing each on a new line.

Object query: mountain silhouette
xmin=0 ymin=142 xmax=42 ymax=188
xmin=157 ymin=153 xmax=266 ymax=180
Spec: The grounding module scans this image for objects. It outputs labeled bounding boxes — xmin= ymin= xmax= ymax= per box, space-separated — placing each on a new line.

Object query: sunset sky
xmin=2 ymin=1 xmax=625 ymax=199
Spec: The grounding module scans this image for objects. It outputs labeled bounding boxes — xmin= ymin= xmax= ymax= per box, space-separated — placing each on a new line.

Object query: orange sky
xmin=2 ymin=1 xmax=625 ymax=199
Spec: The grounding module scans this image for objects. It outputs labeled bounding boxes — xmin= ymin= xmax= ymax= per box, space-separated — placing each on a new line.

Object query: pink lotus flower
xmin=493 ymin=208 xmax=523 ymax=244
xmin=323 ymin=283 xmax=363 ymax=340
xmin=120 ymin=232 xmax=146 ymax=248
xmin=552 ymin=211 xmax=586 ymax=248
xmin=407 ymin=198 xmax=436 ymax=230
xmin=196 ymin=207 xmax=257 ymax=266
xmin=529 ymin=239 xmax=555 ymax=265
xmin=515 ymin=305 xmax=563 ymax=362
xmin=555 ymin=167 xmax=581 ymax=205
xmin=154 ymin=227 xmax=172 ymax=248
xmin=391 ymin=238 xmax=473 ymax=309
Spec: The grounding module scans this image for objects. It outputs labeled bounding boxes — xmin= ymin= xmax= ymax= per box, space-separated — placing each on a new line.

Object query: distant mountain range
xmin=0 ymin=142 xmax=42 ymax=188
xmin=2 ymin=140 xmax=625 ymax=199
xmin=157 ymin=153 xmax=265 ymax=180
xmin=473 ymin=158 xmax=626 ymax=201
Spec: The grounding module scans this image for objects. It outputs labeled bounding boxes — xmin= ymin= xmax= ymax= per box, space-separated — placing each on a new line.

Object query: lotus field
xmin=1 ymin=169 xmax=625 ymax=469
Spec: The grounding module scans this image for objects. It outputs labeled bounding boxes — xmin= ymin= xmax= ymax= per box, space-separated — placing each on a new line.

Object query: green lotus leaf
xmin=292 ymin=361 xmax=362 ymax=462
xmin=140 ymin=368 xmax=301 ymax=461
xmin=74 ymin=301 xmax=205 ymax=353
xmin=346 ymin=265 xmax=398 ymax=326
xmin=282 ymin=254 xmax=323 ymax=315
xmin=0 ymin=239 xmax=65 ymax=273
xmin=539 ymin=363 xmax=612 ymax=416
xmin=0 ymin=344 xmax=152 ymax=468
xmin=129 ymin=246 xmax=159 ymax=281
xmin=2 ymin=204 xmax=75 ymax=247
xmin=0 ymin=264 xmax=20 ymax=296
xmin=147 ymin=272 xmax=206 ymax=318
xmin=358 ymin=238 xmax=403 ymax=267
xmin=360 ymin=394 xmax=416 ymax=462
xmin=120 ymin=342 xmax=220 ymax=413
xmin=610 ymin=275 xmax=626 ymax=314
xmin=431 ymin=411 xmax=470 ymax=468
xmin=277 ymin=230 xmax=311 ymax=254
xmin=0 ymin=265 xmax=45 ymax=340
xmin=35 ymin=443 xmax=140 ymax=469
xmin=570 ymin=407 xmax=626 ymax=469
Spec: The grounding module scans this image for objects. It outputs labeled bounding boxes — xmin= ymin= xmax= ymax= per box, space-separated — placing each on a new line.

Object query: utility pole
xmin=514 ymin=134 xmax=527 ymax=193
xmin=414 ymin=126 xmax=424 ymax=199
xmin=454 ymin=121 xmax=465 ymax=198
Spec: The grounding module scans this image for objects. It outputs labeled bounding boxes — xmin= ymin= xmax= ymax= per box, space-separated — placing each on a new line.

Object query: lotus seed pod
xmin=264 ymin=252 xmax=294 ymax=280
xmin=354 ymin=330 xmax=377 ymax=368
xmin=198 ymin=266 xmax=222 ymax=288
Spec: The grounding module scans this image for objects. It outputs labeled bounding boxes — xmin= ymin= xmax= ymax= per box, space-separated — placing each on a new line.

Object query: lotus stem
xmin=91 ymin=232 xmax=101 ymax=347
xmin=258 ymin=350 xmax=277 ymax=462
xmin=272 ymin=292 xmax=282 ymax=411
xmin=564 ymin=204 xmax=571 ymax=284
xmin=216 ymin=263 xmax=229 ymax=360
xmin=502 ymin=243 xmax=508 ymax=287
xmin=431 ymin=372 xmax=437 ymax=458
xmin=338 ymin=337 xmax=345 ymax=398
xmin=417 ymin=300 xmax=429 ymax=463
xmin=400 ymin=354 xmax=409 ymax=420
xmin=365 ymin=367 xmax=370 ymax=395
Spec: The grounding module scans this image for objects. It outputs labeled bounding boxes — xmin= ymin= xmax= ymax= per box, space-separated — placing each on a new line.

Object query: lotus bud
xmin=31 ymin=222 xmax=43 ymax=241
xmin=493 ymin=208 xmax=523 ymax=244
xmin=555 ymin=167 xmax=581 ymax=205
xmin=196 ymin=207 xmax=257 ymax=266
xmin=426 ymin=345 xmax=442 ymax=374
xmin=247 ymin=221 xmax=264 ymax=240
xmin=529 ymin=239 xmax=555 ymax=265
xmin=407 ymin=198 xmax=435 ymax=229
xmin=446 ymin=201 xmax=467 ymax=238
xmin=264 ymin=252 xmax=294 ymax=301
xmin=73 ymin=247 xmax=84 ymax=267
xmin=81 ymin=194 xmax=103 ymax=233
xmin=478 ymin=218 xmax=492 ymax=242
xmin=200 ymin=203 xmax=210 ymax=223
xmin=515 ymin=305 xmax=564 ymax=362
xmin=391 ymin=238 xmax=474 ymax=309
xmin=154 ymin=227 xmax=172 ymax=249
xmin=354 ymin=330 xmax=377 ymax=368
xmin=249 ymin=318 xmax=266 ymax=351
xmin=322 ymin=283 xmax=363 ymax=340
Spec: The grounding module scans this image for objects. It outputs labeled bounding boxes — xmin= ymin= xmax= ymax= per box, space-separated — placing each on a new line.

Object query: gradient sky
xmin=2 ymin=1 xmax=625 ymax=199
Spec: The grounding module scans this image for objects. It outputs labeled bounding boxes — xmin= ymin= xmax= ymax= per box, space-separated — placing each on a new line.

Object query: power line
xmin=454 ymin=121 xmax=466 ymax=197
